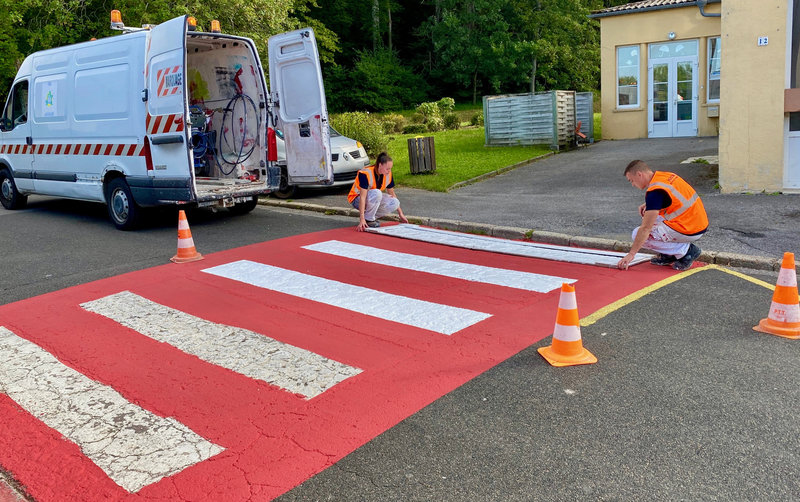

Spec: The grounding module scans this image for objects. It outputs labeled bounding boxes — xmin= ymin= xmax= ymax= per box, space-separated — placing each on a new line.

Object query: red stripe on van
xmin=115 ymin=145 xmax=125 ymax=156
xmin=146 ymin=114 xmax=153 ymax=134
xmin=104 ymin=145 xmax=113 ymax=156
xmin=163 ymin=114 xmax=175 ymax=132
xmin=126 ymin=145 xmax=137 ymax=156
xmin=35 ymin=145 xmax=43 ymax=155
xmin=152 ymin=116 xmax=163 ymax=134
xmin=55 ymin=145 xmax=63 ymax=155
xmin=46 ymin=145 xmax=53 ymax=155
xmin=156 ymin=68 xmax=164 ymax=81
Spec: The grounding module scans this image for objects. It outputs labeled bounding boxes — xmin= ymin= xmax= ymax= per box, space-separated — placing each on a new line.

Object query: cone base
xmin=170 ymin=252 xmax=204 ymax=264
xmin=753 ymin=318 xmax=800 ymax=339
xmin=537 ymin=345 xmax=597 ymax=367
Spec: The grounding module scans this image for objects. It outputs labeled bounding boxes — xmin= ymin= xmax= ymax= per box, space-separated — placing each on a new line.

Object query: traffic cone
xmin=170 ymin=210 xmax=204 ymax=263
xmin=753 ymin=252 xmax=800 ymax=339
xmin=538 ymin=283 xmax=597 ymax=367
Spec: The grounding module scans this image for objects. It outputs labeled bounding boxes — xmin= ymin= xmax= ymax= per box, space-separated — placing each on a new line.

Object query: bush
xmin=443 ymin=113 xmax=461 ymax=130
xmin=470 ymin=111 xmax=484 ymax=127
xmin=330 ymin=112 xmax=388 ymax=158
xmin=402 ymin=124 xmax=428 ymax=134
xmin=437 ymin=97 xmax=455 ymax=113
xmin=381 ymin=113 xmax=406 ymax=134
xmin=415 ymin=102 xmax=439 ymax=120
xmin=426 ymin=116 xmax=444 ymax=132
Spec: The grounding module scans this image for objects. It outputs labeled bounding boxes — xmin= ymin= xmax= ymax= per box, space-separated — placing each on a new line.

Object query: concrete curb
xmin=258 ymin=199 xmax=787 ymax=273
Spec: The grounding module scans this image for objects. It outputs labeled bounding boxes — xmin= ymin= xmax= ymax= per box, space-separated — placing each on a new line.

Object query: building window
xmin=617 ymin=45 xmax=639 ymax=108
xmin=707 ymin=37 xmax=721 ymax=102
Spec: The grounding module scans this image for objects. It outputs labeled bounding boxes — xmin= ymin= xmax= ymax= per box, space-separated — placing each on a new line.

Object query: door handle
xmin=26 ymin=136 xmax=32 ymax=145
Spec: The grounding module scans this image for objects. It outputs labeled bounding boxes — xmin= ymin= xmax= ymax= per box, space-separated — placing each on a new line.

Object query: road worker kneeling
xmin=617 ymin=160 xmax=708 ymax=271
xmin=348 ymin=152 xmax=409 ymax=231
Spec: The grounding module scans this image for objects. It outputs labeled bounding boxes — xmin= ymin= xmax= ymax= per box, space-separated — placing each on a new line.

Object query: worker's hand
xmin=399 ymin=214 xmax=408 ymax=224
xmin=638 ymin=203 xmax=647 ymax=217
xmin=617 ymin=252 xmax=636 ymax=270
xmin=356 ymin=219 xmax=368 ymax=232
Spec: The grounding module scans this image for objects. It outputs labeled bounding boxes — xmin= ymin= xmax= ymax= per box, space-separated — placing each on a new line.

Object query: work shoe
xmin=650 ymin=253 xmax=677 ymax=266
xmin=672 ymin=243 xmax=701 ymax=271
xmin=366 ymin=220 xmax=380 ymax=228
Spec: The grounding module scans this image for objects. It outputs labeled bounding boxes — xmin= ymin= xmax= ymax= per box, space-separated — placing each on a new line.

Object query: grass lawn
xmin=594 ymin=112 xmax=602 ymax=140
xmin=387 ymin=127 xmax=551 ymax=192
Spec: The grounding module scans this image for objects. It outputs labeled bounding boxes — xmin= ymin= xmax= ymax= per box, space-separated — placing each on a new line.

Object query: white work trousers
xmin=632 ymin=216 xmax=703 ymax=258
xmin=352 ymin=189 xmax=399 ymax=221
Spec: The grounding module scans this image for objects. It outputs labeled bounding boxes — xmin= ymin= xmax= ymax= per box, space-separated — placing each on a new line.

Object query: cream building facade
xmin=592 ymin=0 xmax=800 ymax=193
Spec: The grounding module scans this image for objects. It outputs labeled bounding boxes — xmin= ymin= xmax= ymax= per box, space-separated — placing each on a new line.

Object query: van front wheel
xmin=106 ymin=178 xmax=140 ymax=230
xmin=0 ymin=168 xmax=28 ymax=210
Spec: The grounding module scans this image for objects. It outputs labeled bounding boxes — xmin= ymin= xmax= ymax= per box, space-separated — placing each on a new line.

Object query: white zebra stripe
xmin=81 ymin=291 xmax=361 ymax=399
xmin=302 ymin=240 xmax=575 ymax=293
xmin=0 ymin=326 xmax=223 ymax=493
xmin=202 ymin=261 xmax=492 ymax=335
xmin=368 ymin=224 xmax=652 ymax=267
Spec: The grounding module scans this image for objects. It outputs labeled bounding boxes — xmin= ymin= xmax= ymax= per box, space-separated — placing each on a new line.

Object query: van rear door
xmin=145 ymin=16 xmax=192 ymax=195
xmin=268 ymin=29 xmax=332 ymax=185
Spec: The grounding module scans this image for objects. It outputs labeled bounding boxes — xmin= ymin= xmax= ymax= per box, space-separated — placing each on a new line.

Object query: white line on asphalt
xmin=368 ymin=224 xmax=652 ymax=267
xmin=0 ymin=326 xmax=224 ymax=493
xmin=81 ymin=291 xmax=361 ymax=399
xmin=303 ymin=240 xmax=575 ymax=293
xmin=202 ymin=261 xmax=492 ymax=335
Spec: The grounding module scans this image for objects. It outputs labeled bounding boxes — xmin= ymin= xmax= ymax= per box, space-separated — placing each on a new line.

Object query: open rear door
xmin=145 ymin=16 xmax=192 ymax=188
xmin=268 ymin=29 xmax=332 ymax=185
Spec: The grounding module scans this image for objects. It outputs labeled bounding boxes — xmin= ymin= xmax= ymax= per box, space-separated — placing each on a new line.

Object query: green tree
xmin=0 ymin=0 xmax=333 ymax=96
xmin=423 ymin=0 xmax=513 ymax=104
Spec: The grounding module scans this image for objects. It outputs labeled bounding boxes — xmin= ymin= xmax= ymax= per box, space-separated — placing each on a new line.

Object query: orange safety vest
xmin=347 ymin=165 xmax=393 ymax=203
xmin=646 ymin=171 xmax=709 ymax=235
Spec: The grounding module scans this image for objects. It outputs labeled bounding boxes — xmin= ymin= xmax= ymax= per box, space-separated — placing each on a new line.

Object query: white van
xmin=0 ymin=13 xmax=332 ymax=229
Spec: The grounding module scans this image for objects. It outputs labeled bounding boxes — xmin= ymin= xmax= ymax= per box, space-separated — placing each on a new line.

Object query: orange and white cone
xmin=538 ymin=283 xmax=597 ymax=367
xmin=170 ymin=210 xmax=204 ymax=263
xmin=753 ymin=252 xmax=800 ymax=339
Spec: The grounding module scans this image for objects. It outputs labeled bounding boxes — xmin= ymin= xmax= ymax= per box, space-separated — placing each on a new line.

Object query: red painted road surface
xmin=0 ymin=226 xmax=674 ymax=501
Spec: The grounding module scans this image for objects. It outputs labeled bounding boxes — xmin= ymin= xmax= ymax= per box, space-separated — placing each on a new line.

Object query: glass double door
xmin=648 ymin=42 xmax=698 ymax=138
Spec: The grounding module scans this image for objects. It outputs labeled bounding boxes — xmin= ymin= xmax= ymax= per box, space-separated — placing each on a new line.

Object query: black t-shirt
xmin=358 ymin=171 xmax=394 ymax=190
xmin=645 ymin=188 xmax=671 ymax=211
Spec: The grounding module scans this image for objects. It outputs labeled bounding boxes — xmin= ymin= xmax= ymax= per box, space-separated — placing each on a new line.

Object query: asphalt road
xmin=0 ymin=197 xmax=352 ymax=306
xmin=2 ymin=194 xmax=799 ymax=501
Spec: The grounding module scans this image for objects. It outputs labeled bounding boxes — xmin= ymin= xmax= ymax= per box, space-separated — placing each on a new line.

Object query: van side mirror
xmin=0 ymin=117 xmax=11 ymax=132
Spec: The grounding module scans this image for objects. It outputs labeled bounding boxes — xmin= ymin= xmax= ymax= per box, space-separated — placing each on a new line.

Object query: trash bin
xmin=407 ymin=136 xmax=436 ymax=174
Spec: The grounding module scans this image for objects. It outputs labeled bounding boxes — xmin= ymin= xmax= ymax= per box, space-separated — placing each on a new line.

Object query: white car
xmin=272 ymin=126 xmax=370 ymax=198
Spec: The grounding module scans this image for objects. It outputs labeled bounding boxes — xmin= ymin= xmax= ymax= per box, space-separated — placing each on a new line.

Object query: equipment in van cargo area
xmin=0 ymin=11 xmax=332 ymax=229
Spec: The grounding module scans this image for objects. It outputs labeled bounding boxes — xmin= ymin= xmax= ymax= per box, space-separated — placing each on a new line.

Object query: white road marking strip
xmin=0 ymin=326 xmax=223 ymax=493
xmin=81 ymin=291 xmax=361 ymax=399
xmin=368 ymin=224 xmax=652 ymax=267
xmin=202 ymin=261 xmax=492 ymax=336
xmin=303 ymin=240 xmax=574 ymax=293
